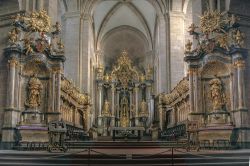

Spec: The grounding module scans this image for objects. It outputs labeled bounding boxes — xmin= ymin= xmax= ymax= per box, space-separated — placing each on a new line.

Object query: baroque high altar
xmin=95 ymin=50 xmax=153 ymax=136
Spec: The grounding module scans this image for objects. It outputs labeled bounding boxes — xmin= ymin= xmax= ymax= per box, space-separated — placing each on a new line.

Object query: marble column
xmin=158 ymin=106 xmax=164 ymax=130
xmin=51 ymin=71 xmax=56 ymax=112
xmin=111 ymin=83 xmax=115 ymax=126
xmin=55 ymin=70 xmax=61 ymax=113
xmin=2 ymin=57 xmax=19 ymax=142
xmin=236 ymin=60 xmax=246 ymax=109
xmin=116 ymin=90 xmax=120 ymax=126
xmin=193 ymin=69 xmax=199 ymax=113
xmin=7 ymin=58 xmax=18 ymax=108
xmin=146 ymin=83 xmax=152 ymax=126
xmin=134 ymin=84 xmax=140 ymax=126
xmin=129 ymin=90 xmax=133 ymax=127
xmin=97 ymin=83 xmax=103 ymax=126
xmin=188 ymin=68 xmax=194 ymax=114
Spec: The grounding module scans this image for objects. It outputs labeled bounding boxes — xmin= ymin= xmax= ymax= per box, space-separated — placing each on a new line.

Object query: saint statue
xmin=209 ymin=77 xmax=226 ymax=111
xmin=120 ymin=96 xmax=129 ymax=127
xmin=25 ymin=74 xmax=43 ymax=109
xmin=139 ymin=100 xmax=149 ymax=117
xmin=102 ymin=100 xmax=111 ymax=117
xmin=146 ymin=64 xmax=153 ymax=80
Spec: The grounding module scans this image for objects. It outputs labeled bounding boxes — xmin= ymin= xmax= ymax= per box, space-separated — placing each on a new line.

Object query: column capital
xmin=111 ymin=83 xmax=116 ymax=91
xmin=8 ymin=58 xmax=18 ymax=67
xmin=187 ymin=68 xmax=196 ymax=75
xmin=234 ymin=60 xmax=245 ymax=69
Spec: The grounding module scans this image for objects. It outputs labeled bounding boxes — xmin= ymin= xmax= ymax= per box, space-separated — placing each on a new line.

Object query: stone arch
xmin=100 ymin=25 xmax=149 ymax=70
xmin=96 ymin=2 xmax=153 ymax=50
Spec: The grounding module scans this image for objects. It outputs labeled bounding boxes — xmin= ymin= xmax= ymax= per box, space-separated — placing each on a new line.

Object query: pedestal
xmin=207 ymin=110 xmax=230 ymax=126
xmin=17 ymin=125 xmax=48 ymax=142
xmin=16 ymin=108 xmax=48 ymax=142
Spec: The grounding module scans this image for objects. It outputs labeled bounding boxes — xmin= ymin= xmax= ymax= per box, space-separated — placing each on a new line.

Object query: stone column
xmin=129 ymin=90 xmax=133 ymax=127
xmin=2 ymin=57 xmax=19 ymax=142
xmin=236 ymin=60 xmax=246 ymax=109
xmin=146 ymin=83 xmax=152 ymax=126
xmin=116 ymin=89 xmax=120 ymax=126
xmin=158 ymin=106 xmax=164 ymax=130
xmin=51 ymin=71 xmax=56 ymax=112
xmin=134 ymin=84 xmax=140 ymax=126
xmin=169 ymin=11 xmax=185 ymax=89
xmin=111 ymin=83 xmax=115 ymax=126
xmin=7 ymin=58 xmax=18 ymax=108
xmin=188 ymin=68 xmax=194 ymax=114
xmin=157 ymin=15 xmax=170 ymax=93
xmin=55 ymin=69 xmax=61 ymax=113
xmin=97 ymin=83 xmax=103 ymax=126
xmin=193 ymin=69 xmax=199 ymax=113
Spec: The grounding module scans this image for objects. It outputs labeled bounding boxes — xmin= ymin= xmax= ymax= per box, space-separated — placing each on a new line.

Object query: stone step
xmin=0 ymin=150 xmax=249 ymax=166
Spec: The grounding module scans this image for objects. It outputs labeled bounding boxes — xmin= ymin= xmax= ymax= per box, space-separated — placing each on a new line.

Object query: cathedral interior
xmin=0 ymin=0 xmax=250 ymax=158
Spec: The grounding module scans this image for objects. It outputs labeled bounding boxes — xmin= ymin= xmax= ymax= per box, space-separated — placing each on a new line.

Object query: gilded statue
xmin=23 ymin=38 xmax=34 ymax=55
xmin=102 ymin=100 xmax=111 ymax=117
xmin=25 ymin=75 xmax=43 ymax=109
xmin=139 ymin=100 xmax=148 ymax=117
xmin=146 ymin=64 xmax=153 ymax=80
xmin=185 ymin=39 xmax=192 ymax=54
xmin=8 ymin=28 xmax=19 ymax=45
xmin=120 ymin=96 xmax=129 ymax=127
xmin=188 ymin=23 xmax=198 ymax=34
xmin=209 ymin=77 xmax=226 ymax=111
xmin=234 ymin=30 xmax=245 ymax=47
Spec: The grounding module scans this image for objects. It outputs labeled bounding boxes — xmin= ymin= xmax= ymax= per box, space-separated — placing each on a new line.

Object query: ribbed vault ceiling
xmin=93 ymin=0 xmax=156 ymax=45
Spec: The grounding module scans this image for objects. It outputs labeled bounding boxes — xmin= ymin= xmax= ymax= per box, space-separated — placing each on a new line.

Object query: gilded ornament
xmin=234 ymin=30 xmax=245 ymax=47
xmin=10 ymin=10 xmax=64 ymax=56
xmin=187 ymin=9 xmax=244 ymax=54
xmin=56 ymin=38 xmax=64 ymax=53
xmin=146 ymin=64 xmax=153 ymax=80
xmin=217 ymin=34 xmax=229 ymax=51
xmin=8 ymin=28 xmax=19 ymax=45
xmin=111 ymin=50 xmax=139 ymax=87
xmin=188 ymin=23 xmax=198 ymax=34
xmin=185 ymin=40 xmax=193 ymax=54
xmin=23 ymin=38 xmax=34 ymax=55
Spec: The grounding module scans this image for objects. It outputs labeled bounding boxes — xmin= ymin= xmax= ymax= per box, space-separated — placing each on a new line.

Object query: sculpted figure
xmin=140 ymin=100 xmax=148 ymax=116
xmin=209 ymin=77 xmax=226 ymax=111
xmin=25 ymin=75 xmax=43 ymax=109
xmin=120 ymin=96 xmax=129 ymax=127
xmin=102 ymin=100 xmax=111 ymax=116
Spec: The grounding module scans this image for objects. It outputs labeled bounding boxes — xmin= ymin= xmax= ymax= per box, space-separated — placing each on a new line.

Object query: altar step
xmin=97 ymin=136 xmax=113 ymax=141
xmin=97 ymin=136 xmax=152 ymax=141
xmin=0 ymin=149 xmax=249 ymax=166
